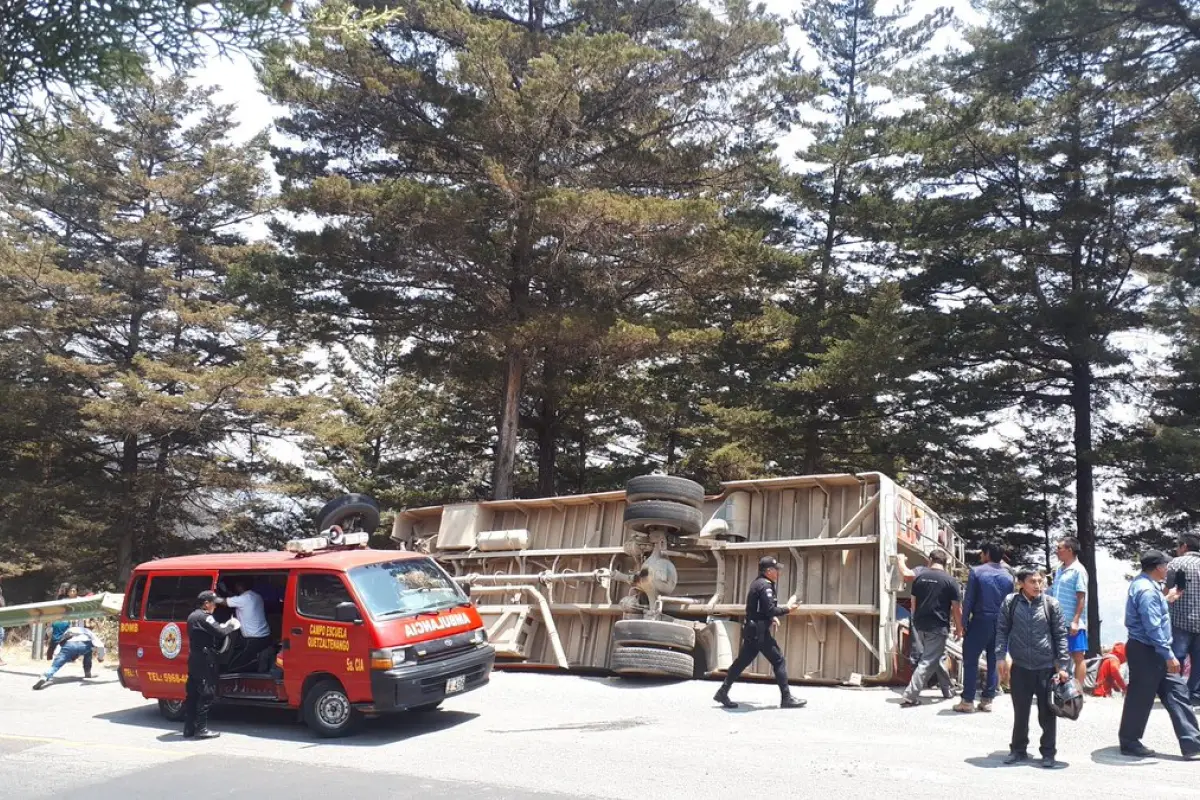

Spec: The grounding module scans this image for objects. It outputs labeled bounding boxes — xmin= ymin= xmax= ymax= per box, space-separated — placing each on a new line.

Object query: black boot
xmin=192 ymin=730 xmax=220 ymax=740
xmin=713 ymin=685 xmax=737 ymax=708
xmin=780 ymin=694 xmax=807 ymax=709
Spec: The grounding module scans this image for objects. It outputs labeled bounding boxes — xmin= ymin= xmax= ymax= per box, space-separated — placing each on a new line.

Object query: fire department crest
xmin=159 ymin=623 xmax=182 ymax=660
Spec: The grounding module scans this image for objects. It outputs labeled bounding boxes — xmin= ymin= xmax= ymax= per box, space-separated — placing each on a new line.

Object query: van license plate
xmin=445 ymin=675 xmax=466 ymax=694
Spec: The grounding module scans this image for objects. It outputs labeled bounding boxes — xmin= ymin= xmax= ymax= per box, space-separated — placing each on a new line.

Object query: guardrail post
xmin=31 ymin=622 xmax=43 ymax=660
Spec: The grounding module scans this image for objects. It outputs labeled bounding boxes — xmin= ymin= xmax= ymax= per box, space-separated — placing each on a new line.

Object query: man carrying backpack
xmin=996 ymin=566 xmax=1070 ymax=769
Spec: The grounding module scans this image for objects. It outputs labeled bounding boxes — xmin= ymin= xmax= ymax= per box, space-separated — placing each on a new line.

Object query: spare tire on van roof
xmin=316 ymin=494 xmax=381 ymax=536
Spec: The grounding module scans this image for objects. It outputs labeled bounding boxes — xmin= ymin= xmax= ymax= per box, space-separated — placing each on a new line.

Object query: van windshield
xmin=348 ymin=558 xmax=467 ymax=620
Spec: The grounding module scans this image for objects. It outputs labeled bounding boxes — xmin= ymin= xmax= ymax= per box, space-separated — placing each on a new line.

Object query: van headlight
xmin=470 ymin=628 xmax=488 ymax=645
xmin=370 ymin=647 xmax=412 ymax=670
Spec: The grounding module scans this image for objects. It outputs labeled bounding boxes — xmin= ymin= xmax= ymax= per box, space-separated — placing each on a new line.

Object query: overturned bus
xmin=392 ymin=472 xmax=967 ymax=687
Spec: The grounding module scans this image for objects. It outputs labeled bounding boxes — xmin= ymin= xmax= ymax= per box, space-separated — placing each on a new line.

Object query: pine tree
xmin=261 ymin=0 xmax=789 ymax=499
xmin=0 ymin=0 xmax=292 ymax=151
xmin=908 ymin=0 xmax=1185 ymax=649
xmin=0 ymin=74 xmax=315 ymax=583
xmin=682 ymin=0 xmax=963 ymax=486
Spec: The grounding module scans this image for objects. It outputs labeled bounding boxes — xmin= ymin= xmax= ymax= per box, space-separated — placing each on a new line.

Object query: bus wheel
xmin=304 ymin=679 xmax=361 ymax=738
xmin=158 ymin=699 xmax=186 ymax=722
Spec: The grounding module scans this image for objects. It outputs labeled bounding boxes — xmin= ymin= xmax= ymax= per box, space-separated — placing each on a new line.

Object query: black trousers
xmin=183 ymin=661 xmax=218 ymax=734
xmin=722 ymin=621 xmax=791 ymax=696
xmin=1118 ymin=639 xmax=1200 ymax=755
xmin=229 ymin=636 xmax=272 ymax=673
xmin=1010 ymin=665 xmax=1057 ymax=758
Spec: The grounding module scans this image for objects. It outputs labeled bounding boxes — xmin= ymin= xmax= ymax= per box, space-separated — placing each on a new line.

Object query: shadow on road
xmin=487 ymin=717 xmax=651 ymax=734
xmin=964 ymin=752 xmax=1071 ymax=770
xmin=94 ymin=702 xmax=478 ymax=746
xmin=1090 ymin=745 xmax=1190 ymax=765
xmin=580 ymin=675 xmax=687 ymax=691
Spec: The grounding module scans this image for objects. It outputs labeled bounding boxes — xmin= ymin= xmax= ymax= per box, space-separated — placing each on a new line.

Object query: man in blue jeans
xmin=1166 ymin=532 xmax=1200 ymax=706
xmin=32 ymin=625 xmax=104 ymax=689
xmin=954 ymin=540 xmax=1015 ymax=713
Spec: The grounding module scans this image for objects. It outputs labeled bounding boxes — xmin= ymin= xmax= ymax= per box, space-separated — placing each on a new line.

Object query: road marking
xmin=0 ymin=732 xmax=168 ymax=758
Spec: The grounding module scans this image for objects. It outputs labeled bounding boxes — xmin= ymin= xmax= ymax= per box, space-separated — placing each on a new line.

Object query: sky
xmin=183 ymin=0 xmax=1139 ymax=644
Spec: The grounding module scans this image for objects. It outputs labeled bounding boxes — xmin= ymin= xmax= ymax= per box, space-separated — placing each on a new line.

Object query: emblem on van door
xmin=160 ymin=623 xmax=182 ymax=660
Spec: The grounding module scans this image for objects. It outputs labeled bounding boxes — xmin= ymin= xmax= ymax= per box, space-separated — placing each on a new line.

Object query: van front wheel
xmin=304 ymin=679 xmax=362 ymax=738
xmin=158 ymin=698 xmax=186 ymax=722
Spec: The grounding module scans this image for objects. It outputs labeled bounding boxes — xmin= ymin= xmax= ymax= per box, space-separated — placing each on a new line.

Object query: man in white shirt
xmin=216 ymin=578 xmax=272 ymax=672
xmin=33 ymin=625 xmax=105 ymax=689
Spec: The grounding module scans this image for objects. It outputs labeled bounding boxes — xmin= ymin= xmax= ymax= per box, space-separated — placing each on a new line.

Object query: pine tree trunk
xmin=576 ymin=421 xmax=587 ymax=494
xmin=1071 ymin=359 xmax=1099 ymax=655
xmin=536 ymin=361 xmax=558 ymax=496
xmin=492 ymin=344 xmax=524 ymax=500
xmin=115 ymin=433 xmax=139 ymax=586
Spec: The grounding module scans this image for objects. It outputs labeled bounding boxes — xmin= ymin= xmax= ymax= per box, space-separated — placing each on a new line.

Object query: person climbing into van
xmin=215 ymin=578 xmax=271 ymax=672
xmin=184 ymin=590 xmax=242 ymax=739
xmin=32 ymin=625 xmax=105 ymax=689
xmin=955 ymin=540 xmax=1014 ymax=714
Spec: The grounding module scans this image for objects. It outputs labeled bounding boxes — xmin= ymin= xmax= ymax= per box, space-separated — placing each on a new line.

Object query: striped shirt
xmin=1167 ymin=552 xmax=1200 ymax=634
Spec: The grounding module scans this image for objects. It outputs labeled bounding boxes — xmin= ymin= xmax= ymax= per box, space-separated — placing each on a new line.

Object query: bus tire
xmin=610 ymin=645 xmax=695 ymax=679
xmin=625 ymin=475 xmax=705 ymax=509
xmin=612 ymin=619 xmax=696 ymax=651
xmin=622 ymin=500 xmax=703 ymax=536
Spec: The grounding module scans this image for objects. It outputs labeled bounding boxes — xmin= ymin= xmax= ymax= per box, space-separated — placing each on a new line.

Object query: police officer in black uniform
xmin=714 ymin=556 xmax=806 ymax=709
xmin=184 ymin=590 xmax=241 ymax=739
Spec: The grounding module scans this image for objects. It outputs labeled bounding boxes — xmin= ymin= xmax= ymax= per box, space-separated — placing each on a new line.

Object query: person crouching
xmin=996 ymin=566 xmax=1071 ymax=769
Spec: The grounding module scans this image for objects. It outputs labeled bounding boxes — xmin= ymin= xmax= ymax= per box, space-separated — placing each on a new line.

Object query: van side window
xmin=297 ymin=574 xmax=354 ymax=620
xmin=145 ymin=575 xmax=214 ymax=621
xmin=126 ymin=575 xmax=147 ymax=619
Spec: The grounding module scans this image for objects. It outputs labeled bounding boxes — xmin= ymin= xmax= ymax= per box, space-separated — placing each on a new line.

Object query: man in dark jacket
xmin=955 ymin=540 xmax=1015 ymax=713
xmin=713 ymin=556 xmax=805 ymax=709
xmin=996 ymin=566 xmax=1070 ymax=768
xmin=184 ymin=590 xmax=241 ymax=739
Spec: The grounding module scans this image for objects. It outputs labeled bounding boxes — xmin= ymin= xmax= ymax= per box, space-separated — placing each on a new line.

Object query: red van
xmin=117 ymin=536 xmax=495 ymax=737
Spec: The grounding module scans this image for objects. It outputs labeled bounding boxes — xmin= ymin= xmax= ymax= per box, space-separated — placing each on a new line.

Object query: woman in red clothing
xmin=1093 ymin=642 xmax=1127 ymax=697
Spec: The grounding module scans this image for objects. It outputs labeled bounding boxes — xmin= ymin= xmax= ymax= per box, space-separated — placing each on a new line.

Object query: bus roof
xmin=132 ymin=548 xmax=427 ymax=573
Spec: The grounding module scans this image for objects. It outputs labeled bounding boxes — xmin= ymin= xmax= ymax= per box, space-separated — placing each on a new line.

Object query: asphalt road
xmin=1 ymin=657 xmax=1197 ymax=799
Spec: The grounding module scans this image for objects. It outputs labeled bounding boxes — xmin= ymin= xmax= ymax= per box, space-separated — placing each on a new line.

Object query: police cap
xmin=197 ymin=590 xmax=219 ymax=605
xmin=759 ymin=556 xmax=780 ymax=572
